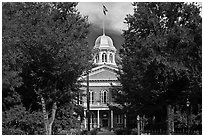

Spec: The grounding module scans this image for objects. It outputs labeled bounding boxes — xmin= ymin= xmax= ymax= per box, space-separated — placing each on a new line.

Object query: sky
xmin=76 ymin=2 xmax=134 ymax=49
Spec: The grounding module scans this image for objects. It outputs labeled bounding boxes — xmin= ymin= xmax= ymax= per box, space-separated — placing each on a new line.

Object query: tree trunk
xmin=167 ymin=104 xmax=174 ymax=135
xmin=47 ymin=124 xmax=52 ymax=135
xmin=41 ymin=97 xmax=49 ymax=134
xmin=41 ymin=97 xmax=57 ymax=135
xmin=48 ymin=102 xmax=57 ymax=135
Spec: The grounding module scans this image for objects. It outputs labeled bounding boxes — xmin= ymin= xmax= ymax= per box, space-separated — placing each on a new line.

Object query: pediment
xmin=79 ymin=65 xmax=121 ymax=86
xmin=80 ymin=65 xmax=118 ymax=81
xmin=79 ymin=65 xmax=119 ymax=82
xmin=89 ymin=68 xmax=118 ymax=81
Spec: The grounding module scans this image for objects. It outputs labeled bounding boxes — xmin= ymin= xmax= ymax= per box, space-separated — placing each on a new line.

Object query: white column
xmin=113 ymin=53 xmax=116 ymax=64
xmin=94 ymin=54 xmax=96 ymax=63
xmin=97 ymin=110 xmax=100 ymax=128
xmin=99 ymin=52 xmax=102 ymax=63
xmin=84 ymin=110 xmax=87 ymax=129
xmin=111 ymin=110 xmax=113 ymax=130
xmin=124 ymin=114 xmax=127 ymax=128
xmin=107 ymin=51 xmax=110 ymax=63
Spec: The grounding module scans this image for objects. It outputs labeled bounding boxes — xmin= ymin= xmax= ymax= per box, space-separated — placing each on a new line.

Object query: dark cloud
xmin=87 ymin=24 xmax=124 ymax=50
xmin=77 ymin=2 xmax=133 ymax=49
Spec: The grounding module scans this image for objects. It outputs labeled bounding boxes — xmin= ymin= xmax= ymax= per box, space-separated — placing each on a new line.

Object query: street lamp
xmin=137 ymin=115 xmax=140 ymax=135
xmin=78 ymin=115 xmax=81 ymax=121
xmin=86 ymin=44 xmax=90 ymax=131
xmin=186 ymin=98 xmax=190 ymax=107
xmin=186 ymin=98 xmax=190 ymax=135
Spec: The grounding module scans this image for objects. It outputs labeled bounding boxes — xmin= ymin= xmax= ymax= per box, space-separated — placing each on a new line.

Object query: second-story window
xmin=90 ymin=90 xmax=94 ymax=104
xmin=104 ymin=91 xmax=107 ymax=103
xmin=109 ymin=53 xmax=113 ymax=63
xmin=100 ymin=90 xmax=108 ymax=104
xmin=102 ymin=53 xmax=107 ymax=62
xmin=95 ymin=54 xmax=99 ymax=63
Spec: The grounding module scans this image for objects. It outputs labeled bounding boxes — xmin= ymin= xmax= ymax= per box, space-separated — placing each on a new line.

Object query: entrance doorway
xmin=101 ymin=111 xmax=109 ymax=128
xmin=102 ymin=119 xmax=108 ymax=127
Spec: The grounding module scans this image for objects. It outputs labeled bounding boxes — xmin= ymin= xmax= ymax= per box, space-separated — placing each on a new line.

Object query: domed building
xmin=80 ymin=33 xmax=126 ymax=131
xmin=93 ymin=34 xmax=117 ymax=66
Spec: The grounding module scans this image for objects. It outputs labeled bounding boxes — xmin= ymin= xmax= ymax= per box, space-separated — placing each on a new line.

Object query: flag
xmin=103 ymin=5 xmax=108 ymax=15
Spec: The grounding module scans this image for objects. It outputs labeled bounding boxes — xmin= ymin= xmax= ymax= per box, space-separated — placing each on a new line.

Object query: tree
xmin=2 ymin=105 xmax=44 ymax=135
xmin=118 ymin=2 xmax=201 ymax=134
xmin=52 ymin=103 xmax=82 ymax=134
xmin=2 ymin=2 xmax=90 ymax=134
xmin=2 ymin=2 xmax=25 ymax=111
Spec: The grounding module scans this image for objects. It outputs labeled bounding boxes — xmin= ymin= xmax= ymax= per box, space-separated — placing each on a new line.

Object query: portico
xmin=83 ymin=108 xmax=114 ymax=130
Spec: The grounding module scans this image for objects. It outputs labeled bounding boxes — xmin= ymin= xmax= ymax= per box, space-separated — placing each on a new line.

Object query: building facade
xmin=80 ymin=34 xmax=126 ymax=131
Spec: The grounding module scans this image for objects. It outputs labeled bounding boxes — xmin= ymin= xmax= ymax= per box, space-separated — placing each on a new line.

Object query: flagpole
xmin=102 ymin=4 xmax=108 ymax=35
xmin=103 ymin=16 xmax=105 ymax=35
xmin=102 ymin=4 xmax=105 ymax=35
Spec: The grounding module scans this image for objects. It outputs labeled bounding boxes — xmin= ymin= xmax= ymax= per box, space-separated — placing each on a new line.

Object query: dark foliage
xmin=2 ymin=2 xmax=90 ymax=134
xmin=116 ymin=2 xmax=201 ymax=130
xmin=2 ymin=105 xmax=44 ymax=135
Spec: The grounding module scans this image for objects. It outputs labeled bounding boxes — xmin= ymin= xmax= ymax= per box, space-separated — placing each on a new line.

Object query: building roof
xmin=93 ymin=34 xmax=116 ymax=51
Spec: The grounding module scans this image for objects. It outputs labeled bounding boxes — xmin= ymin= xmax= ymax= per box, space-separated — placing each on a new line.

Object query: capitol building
xmin=80 ymin=33 xmax=126 ymax=131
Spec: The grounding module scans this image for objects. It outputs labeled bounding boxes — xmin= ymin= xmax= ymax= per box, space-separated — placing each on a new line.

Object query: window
xmin=104 ymin=91 xmax=107 ymax=103
xmin=116 ymin=114 xmax=123 ymax=124
xmin=109 ymin=53 xmax=113 ymax=63
xmin=95 ymin=54 xmax=99 ymax=63
xmin=102 ymin=53 xmax=107 ymax=62
xmin=100 ymin=90 xmax=108 ymax=104
xmin=90 ymin=91 xmax=94 ymax=104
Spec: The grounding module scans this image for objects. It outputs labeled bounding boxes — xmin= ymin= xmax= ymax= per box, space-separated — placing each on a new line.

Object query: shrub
xmin=80 ymin=130 xmax=88 ymax=135
xmin=131 ymin=128 xmax=138 ymax=135
xmin=69 ymin=128 xmax=81 ymax=135
xmin=114 ymin=128 xmax=130 ymax=135
xmin=2 ymin=105 xmax=44 ymax=135
xmin=89 ymin=128 xmax=98 ymax=135
xmin=80 ymin=128 xmax=98 ymax=135
xmin=114 ymin=128 xmax=124 ymax=135
xmin=57 ymin=130 xmax=68 ymax=135
xmin=57 ymin=128 xmax=81 ymax=135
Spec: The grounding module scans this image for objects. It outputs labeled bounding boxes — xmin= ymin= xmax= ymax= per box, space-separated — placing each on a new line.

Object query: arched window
xmin=102 ymin=53 xmax=107 ymax=62
xmin=104 ymin=91 xmax=107 ymax=103
xmin=100 ymin=90 xmax=108 ymax=104
xmin=109 ymin=53 xmax=113 ymax=63
xmin=89 ymin=91 xmax=94 ymax=104
xmin=95 ymin=54 xmax=99 ymax=63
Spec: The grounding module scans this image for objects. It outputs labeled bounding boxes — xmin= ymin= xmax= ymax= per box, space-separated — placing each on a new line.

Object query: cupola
xmin=93 ymin=34 xmax=117 ymax=66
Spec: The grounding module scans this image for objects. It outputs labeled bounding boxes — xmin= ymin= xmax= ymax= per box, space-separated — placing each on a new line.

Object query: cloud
xmin=77 ymin=2 xmax=133 ymax=33
xmin=77 ymin=2 xmax=134 ymax=49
